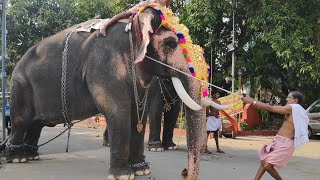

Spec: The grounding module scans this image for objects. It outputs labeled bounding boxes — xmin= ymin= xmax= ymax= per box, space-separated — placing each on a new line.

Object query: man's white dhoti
xmin=206 ymin=116 xmax=222 ymax=131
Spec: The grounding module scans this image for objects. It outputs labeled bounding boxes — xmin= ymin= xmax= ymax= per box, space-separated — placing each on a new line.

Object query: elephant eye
xmin=164 ymin=38 xmax=178 ymax=49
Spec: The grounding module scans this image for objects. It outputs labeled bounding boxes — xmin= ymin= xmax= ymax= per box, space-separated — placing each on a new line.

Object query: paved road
xmin=0 ymin=124 xmax=319 ymax=180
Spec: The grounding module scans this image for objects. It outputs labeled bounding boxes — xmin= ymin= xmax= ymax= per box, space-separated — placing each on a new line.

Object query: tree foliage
xmin=177 ymin=0 xmax=320 ymax=104
xmin=241 ymin=0 xmax=320 ymax=104
xmin=3 ymin=0 xmax=115 ymax=76
xmin=1 ymin=0 xmax=319 ymax=105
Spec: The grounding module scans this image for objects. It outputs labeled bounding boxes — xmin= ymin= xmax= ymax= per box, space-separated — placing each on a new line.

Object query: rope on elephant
xmin=37 ymin=119 xmax=85 ymax=148
xmin=146 ymin=55 xmax=242 ymax=98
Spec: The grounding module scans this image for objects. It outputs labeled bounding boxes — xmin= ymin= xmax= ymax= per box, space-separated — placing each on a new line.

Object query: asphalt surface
xmin=0 ymin=124 xmax=319 ymax=180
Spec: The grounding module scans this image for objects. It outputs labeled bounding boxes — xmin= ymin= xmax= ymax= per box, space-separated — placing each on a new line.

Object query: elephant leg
xmin=5 ymin=79 xmax=35 ymax=163
xmin=129 ymin=103 xmax=150 ymax=176
xmin=107 ymin=109 xmax=134 ymax=180
xmin=147 ymin=91 xmax=164 ymax=152
xmin=103 ymin=127 xmax=110 ymax=147
xmin=162 ymin=100 xmax=181 ymax=150
xmin=23 ymin=121 xmax=44 ymax=160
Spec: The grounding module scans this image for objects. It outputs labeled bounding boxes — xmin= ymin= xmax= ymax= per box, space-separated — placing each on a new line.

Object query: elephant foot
xmin=25 ymin=144 xmax=40 ymax=161
xmin=103 ymin=140 xmax=110 ymax=147
xmin=107 ymin=166 xmax=134 ymax=180
xmin=181 ymin=168 xmax=188 ymax=180
xmin=163 ymin=141 xmax=178 ymax=150
xmin=130 ymin=161 xmax=150 ymax=176
xmin=147 ymin=141 xmax=163 ymax=152
xmin=5 ymin=143 xmax=28 ymax=163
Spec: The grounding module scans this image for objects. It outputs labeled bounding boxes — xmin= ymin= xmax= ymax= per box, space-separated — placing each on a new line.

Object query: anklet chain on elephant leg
xmin=129 ymin=30 xmax=149 ymax=133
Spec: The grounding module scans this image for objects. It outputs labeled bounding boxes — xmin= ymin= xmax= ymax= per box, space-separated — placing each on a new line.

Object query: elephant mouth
xmin=171 ymin=77 xmax=229 ymax=111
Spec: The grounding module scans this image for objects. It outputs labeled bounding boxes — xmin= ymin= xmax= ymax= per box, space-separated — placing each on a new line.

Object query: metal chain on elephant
xmin=61 ymin=31 xmax=74 ymax=125
xmin=130 ymin=161 xmax=150 ymax=168
xmin=36 ymin=119 xmax=85 ymax=148
xmin=0 ymin=156 xmax=7 ymax=166
xmin=1 ymin=143 xmax=24 ymax=165
xmin=157 ymin=77 xmax=179 ymax=112
xmin=129 ymin=30 xmax=149 ymax=133
xmin=0 ymin=120 xmax=85 ymax=165
xmin=60 ymin=29 xmax=79 ymax=152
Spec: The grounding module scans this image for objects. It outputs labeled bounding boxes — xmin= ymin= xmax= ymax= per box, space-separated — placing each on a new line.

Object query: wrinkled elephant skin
xmin=2 ymin=8 xmax=206 ymax=180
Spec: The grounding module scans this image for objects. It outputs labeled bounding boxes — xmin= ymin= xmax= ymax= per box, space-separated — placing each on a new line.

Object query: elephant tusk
xmin=171 ymin=77 xmax=202 ymax=111
xmin=201 ymin=97 xmax=230 ymax=110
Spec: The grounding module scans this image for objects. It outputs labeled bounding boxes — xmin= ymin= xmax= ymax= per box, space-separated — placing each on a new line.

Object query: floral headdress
xmin=139 ymin=4 xmax=210 ymax=98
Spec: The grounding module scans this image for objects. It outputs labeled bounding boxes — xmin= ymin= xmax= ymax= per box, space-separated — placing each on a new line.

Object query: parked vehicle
xmin=306 ymin=99 xmax=320 ymax=138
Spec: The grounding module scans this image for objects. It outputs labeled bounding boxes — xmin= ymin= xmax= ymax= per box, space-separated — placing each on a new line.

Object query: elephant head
xmin=134 ymin=5 xmax=228 ymax=179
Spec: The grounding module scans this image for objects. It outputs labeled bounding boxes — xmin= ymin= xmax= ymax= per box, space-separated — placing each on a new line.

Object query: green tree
xmin=2 ymin=0 xmax=319 ymax=105
xmin=178 ymin=0 xmax=320 ymax=104
xmin=178 ymin=0 xmax=253 ymax=95
xmin=241 ymin=0 xmax=320 ymax=104
xmin=3 ymin=0 xmax=114 ymax=77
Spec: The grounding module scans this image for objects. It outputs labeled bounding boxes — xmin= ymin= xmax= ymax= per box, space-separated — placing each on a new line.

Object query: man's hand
xmin=241 ymin=97 xmax=255 ymax=104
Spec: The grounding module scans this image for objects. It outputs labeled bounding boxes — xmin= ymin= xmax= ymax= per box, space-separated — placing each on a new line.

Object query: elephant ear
xmin=135 ymin=13 xmax=154 ymax=64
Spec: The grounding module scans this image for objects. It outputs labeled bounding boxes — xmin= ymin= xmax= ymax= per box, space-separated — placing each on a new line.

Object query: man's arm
xmin=242 ymin=97 xmax=292 ymax=115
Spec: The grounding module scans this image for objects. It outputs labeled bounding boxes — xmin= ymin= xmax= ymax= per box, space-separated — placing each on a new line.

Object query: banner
xmin=218 ymin=91 xmax=243 ymax=117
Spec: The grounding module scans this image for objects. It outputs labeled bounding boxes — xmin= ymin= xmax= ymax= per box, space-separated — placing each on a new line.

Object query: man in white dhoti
xmin=204 ymin=92 xmax=225 ymax=154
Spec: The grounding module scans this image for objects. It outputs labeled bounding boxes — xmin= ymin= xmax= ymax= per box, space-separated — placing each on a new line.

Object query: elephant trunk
xmin=182 ymin=78 xmax=207 ymax=180
xmin=184 ymin=109 xmax=206 ymax=180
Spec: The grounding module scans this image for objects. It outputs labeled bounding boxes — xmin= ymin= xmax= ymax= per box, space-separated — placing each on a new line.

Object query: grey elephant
xmin=0 ymin=7 xmax=226 ymax=180
xmin=103 ymin=77 xmax=181 ymax=151
xmin=147 ymin=77 xmax=181 ymax=151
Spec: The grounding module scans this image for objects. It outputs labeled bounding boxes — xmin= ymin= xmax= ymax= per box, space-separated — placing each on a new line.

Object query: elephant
xmin=147 ymin=76 xmax=181 ymax=151
xmin=103 ymin=77 xmax=182 ymax=151
xmin=0 ymin=6 xmax=227 ymax=180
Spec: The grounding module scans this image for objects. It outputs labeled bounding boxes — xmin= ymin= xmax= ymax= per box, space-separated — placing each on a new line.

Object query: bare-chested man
xmin=242 ymin=91 xmax=309 ymax=180
xmin=205 ymin=92 xmax=224 ymax=154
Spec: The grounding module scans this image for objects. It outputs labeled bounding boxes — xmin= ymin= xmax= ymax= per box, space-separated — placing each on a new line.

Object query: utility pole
xmin=1 ymin=0 xmax=7 ymax=141
xmin=210 ymin=45 xmax=213 ymax=98
xmin=231 ymin=0 xmax=236 ymax=93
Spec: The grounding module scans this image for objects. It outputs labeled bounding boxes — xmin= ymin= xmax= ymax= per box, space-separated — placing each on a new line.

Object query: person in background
xmin=242 ymin=91 xmax=309 ymax=180
xmin=204 ymin=92 xmax=225 ymax=154
xmin=5 ymin=97 xmax=11 ymax=135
